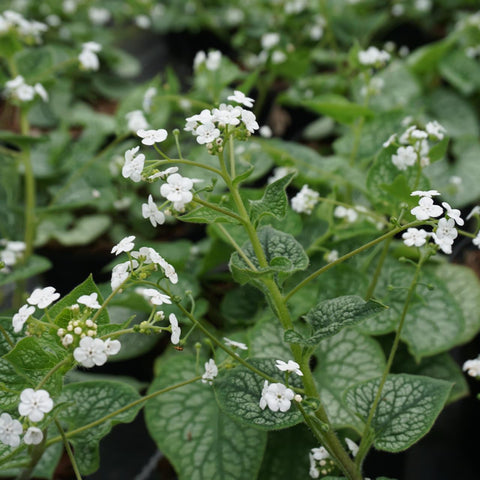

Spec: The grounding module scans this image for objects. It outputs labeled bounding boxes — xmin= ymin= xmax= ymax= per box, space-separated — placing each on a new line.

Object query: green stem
xmin=228 ymin=133 xmax=235 ymax=178
xmin=216 ymin=223 xmax=258 ymax=271
xmin=36 ymin=358 xmax=70 ymax=390
xmin=0 ymin=325 xmax=14 ymax=348
xmin=364 ymin=236 xmax=392 ymax=300
xmin=192 ymin=197 xmax=244 ymax=224
xmin=355 ymin=255 xmax=426 ymax=469
xmin=54 ymin=419 xmax=83 ymax=480
xmin=285 ymin=221 xmax=423 ymax=302
xmin=46 ymin=376 xmax=202 ymax=447
xmin=153 ymin=158 xmax=227 ymax=181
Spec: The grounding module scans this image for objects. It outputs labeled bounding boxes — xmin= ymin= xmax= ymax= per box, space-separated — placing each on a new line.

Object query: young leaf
xmin=214 ymin=358 xmax=303 ymax=431
xmin=285 ymin=296 xmax=386 ymax=346
xmin=229 ymin=226 xmax=309 ymax=285
xmin=145 ymin=355 xmax=267 ymax=480
xmin=57 ymin=380 xmax=142 ymax=475
xmin=249 ymin=172 xmax=295 ymax=225
xmin=345 ymin=374 xmax=452 ymax=452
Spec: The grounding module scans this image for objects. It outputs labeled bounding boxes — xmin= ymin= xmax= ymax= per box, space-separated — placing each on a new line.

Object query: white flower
xmin=111 ymin=260 xmax=137 ymax=290
xmin=259 ymin=382 xmax=294 ymax=412
xmin=473 ymin=232 xmax=480 ymax=249
xmin=435 ymin=217 xmax=458 ymax=241
xmin=205 ymin=50 xmax=222 ymax=71
xmin=259 ymin=125 xmax=272 ymax=138
xmin=326 ymin=250 xmax=339 ymax=263
xmin=135 ymin=14 xmax=151 ymax=29
xmin=74 ymin=337 xmax=107 ymax=367
xmin=358 ymin=46 xmax=390 ymax=66
xmin=383 ymin=134 xmax=396 ymax=148
xmin=411 ymin=190 xmax=441 ymax=198
xmin=12 ymin=304 xmax=35 ymax=333
xmin=411 ymin=197 xmax=443 ymax=221
xmin=334 ymin=206 xmax=358 ymax=223
xmin=62 ymin=334 xmax=74 ymax=347
xmin=224 ymin=337 xmax=248 ymax=350
xmin=122 ymin=146 xmax=145 ymax=183
xmin=426 ymin=121 xmax=446 ymax=140
xmin=104 ymin=338 xmax=121 ymax=356
xmin=141 ymin=195 xmax=165 ymax=227
xmin=227 ymin=90 xmax=255 ymax=108
xmin=241 ymin=110 xmax=259 ymax=133
xmin=467 ymin=206 xmax=480 ymax=220
xmin=142 ymin=87 xmax=157 ymax=112
xmin=272 ymin=50 xmax=287 ymax=64
xmin=148 ymin=166 xmax=179 ymax=180
xmin=431 ymin=233 xmax=454 ymax=254
xmin=261 ymin=32 xmax=280 ymax=50
xmin=78 ymin=43 xmax=101 ymax=71
xmin=126 ymin=110 xmax=149 ymax=133
xmin=82 ymin=41 xmax=102 ymax=53
xmin=131 ymin=246 xmax=163 ymax=265
xmin=193 ymin=50 xmax=206 ymax=69
xmin=345 ymin=438 xmax=359 ymax=457
xmin=311 ymin=446 xmax=330 ymax=461
xmin=268 ymin=166 xmax=295 ymax=184
xmin=159 ymin=259 xmax=178 ymax=284
xmin=441 ymin=202 xmax=464 ymax=226
xmin=195 ymin=122 xmax=221 ymax=144
xmin=0 ymin=413 xmax=23 ymax=447
xmin=212 ymin=104 xmax=242 ymax=126
xmin=88 ymin=7 xmax=111 ymax=25
xmin=392 ymin=146 xmax=417 ymax=170
xmin=137 ymin=129 xmax=168 ymax=146
xmin=34 ymin=83 xmax=48 ymax=102
xmin=27 ymin=287 xmax=60 ymax=309
xmin=169 ymin=313 xmax=181 ymax=344
xmin=18 ymin=389 xmax=53 ymax=422
xmin=275 ymin=359 xmax=303 ymax=376
xmin=160 ymin=173 xmax=194 ymax=207
xmin=111 ymin=235 xmax=135 ymax=255
xmin=402 ymin=228 xmax=429 ymax=247
xmin=24 ymin=427 xmax=43 ymax=445
xmin=77 ymin=292 xmax=101 ymax=309
xmin=291 ymin=185 xmax=319 ymax=215
xmin=202 ymin=359 xmax=218 ymax=384
xmin=136 ymin=288 xmax=171 ymax=305
xmin=463 ymin=357 xmax=480 ymax=377
xmin=5 ymin=76 xmax=36 ymax=102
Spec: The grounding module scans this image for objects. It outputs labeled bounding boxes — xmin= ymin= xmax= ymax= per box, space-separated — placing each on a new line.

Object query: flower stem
xmin=364 ymin=236 xmax=392 ymax=300
xmin=54 ymin=419 xmax=83 ymax=480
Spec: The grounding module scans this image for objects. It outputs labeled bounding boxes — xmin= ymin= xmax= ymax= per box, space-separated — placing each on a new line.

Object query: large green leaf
xmin=180 ymin=205 xmax=241 ymax=224
xmin=145 ymin=355 xmax=266 ymax=480
xmin=229 ymin=226 xmax=309 ymax=285
xmin=57 ymin=380 xmax=142 ymax=475
xmin=312 ymin=328 xmax=386 ymax=430
xmin=284 ymin=296 xmax=386 ymax=346
xmin=215 ymin=357 xmax=302 ymax=431
xmin=345 ymin=374 xmax=451 ymax=452
xmin=0 ymin=255 xmax=52 ymax=287
xmin=439 ymin=50 xmax=480 ymax=96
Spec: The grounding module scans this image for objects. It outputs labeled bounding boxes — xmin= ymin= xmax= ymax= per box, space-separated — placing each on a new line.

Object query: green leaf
xmin=407 ymin=37 xmax=455 ymax=75
xmin=285 ymin=296 xmax=386 ymax=346
xmin=345 ymin=374 xmax=451 ymax=452
xmin=439 ymin=50 xmax=480 ymax=96
xmin=57 ymin=380 xmax=142 ymax=475
xmin=428 ymin=137 xmax=449 ymax=163
xmin=249 ymin=314 xmax=293 ymax=361
xmin=249 ymin=172 xmax=295 ymax=225
xmin=215 ymin=358 xmax=302 ymax=430
xmin=0 ymin=255 xmax=51 ymax=287
xmin=300 ymin=94 xmax=374 ymax=125
xmin=312 ymin=328 xmax=386 ymax=429
xmin=0 ymin=358 xmax=29 ymax=412
xmin=229 ymin=226 xmax=309 ymax=285
xmin=50 ymin=215 xmax=111 ymax=246
xmin=180 ymin=205 xmax=240 ymax=224
xmin=145 ymin=355 xmax=266 ymax=480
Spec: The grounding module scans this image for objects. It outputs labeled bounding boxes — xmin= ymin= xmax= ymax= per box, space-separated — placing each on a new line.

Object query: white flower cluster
xmin=309 ymin=446 xmax=334 ymax=478
xmin=193 ymin=50 xmax=222 ymax=71
xmin=110 ymin=239 xmax=179 ymax=290
xmin=291 ymin=185 xmax=319 ymax=215
xmin=334 ymin=205 xmax=359 ymax=223
xmin=4 ymin=76 xmax=48 ymax=103
xmin=74 ymin=336 xmax=121 ymax=367
xmin=0 ymin=240 xmax=25 ymax=272
xmin=403 ymin=191 xmax=464 ymax=254
xmin=387 ymin=121 xmax=446 ymax=171
xmin=0 ymin=10 xmax=48 ymax=43
xmin=463 ymin=356 xmax=480 ymax=378
xmin=78 ymin=41 xmax=102 ymax=71
xmin=0 ymin=389 xmax=54 ymax=448
xmin=358 ymin=46 xmax=391 ymax=67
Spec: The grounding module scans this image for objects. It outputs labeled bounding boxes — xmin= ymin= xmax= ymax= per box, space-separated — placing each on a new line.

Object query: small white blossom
xmin=77 ymin=292 xmax=101 ymax=309
xmin=345 ymin=438 xmax=359 ymax=457
xmin=160 ymin=173 xmax=194 ymax=209
xmin=5 ymin=76 xmax=35 ymax=102
xmin=358 ymin=46 xmax=390 ymax=66
xmin=435 ymin=217 xmax=458 ymax=240
xmin=472 ymin=232 xmax=480 ymax=249
xmin=74 ymin=337 xmax=107 ymax=367
xmin=0 ymin=413 xmax=23 ymax=447
xmin=104 ymin=338 xmax=121 ymax=356
xmin=62 ymin=334 xmax=74 ymax=347
xmin=426 ymin=121 xmax=446 ymax=140
xmin=111 ymin=260 xmax=137 ymax=290
xmin=261 ymin=32 xmax=280 ymax=50
xmin=169 ymin=313 xmax=181 ymax=345
xmin=148 ymin=166 xmax=179 ymax=180
xmin=131 ymin=247 xmax=163 ymax=265
xmin=272 ymin=50 xmax=287 ymax=64
xmin=268 ymin=166 xmax=295 ymax=184
xmin=334 ymin=206 xmax=358 ymax=223
xmin=392 ymin=146 xmax=417 ymax=170
xmin=224 ymin=337 xmax=248 ymax=350
xmin=24 ymin=427 xmax=43 ymax=445
xmin=18 ymin=389 xmax=53 ymax=422
xmin=137 ymin=128 xmax=168 ymax=146
xmin=431 ymin=232 xmax=454 ymax=254
xmin=441 ymin=202 xmax=464 ymax=226
xmin=241 ymin=110 xmax=259 ymax=133
xmin=136 ymin=288 xmax=171 ymax=305
xmin=291 ymin=185 xmax=319 ymax=215
xmin=463 ymin=357 xmax=480 ymax=377
xmin=202 ymin=359 xmax=218 ymax=384
xmin=88 ymin=7 xmax=111 ymax=25
xmin=326 ymin=250 xmax=339 ymax=263
xmin=159 ymin=259 xmax=178 ymax=284
xmin=193 ymin=50 xmax=206 ymax=69
xmin=135 ymin=14 xmax=151 ymax=29
xmin=142 ymin=87 xmax=157 ymax=112
xmin=205 ymin=50 xmax=222 ymax=71
xmin=111 ymin=235 xmax=136 ymax=255
xmin=259 ymin=382 xmax=294 ymax=412
xmin=411 ymin=197 xmax=443 ymax=221
xmin=259 ymin=125 xmax=273 ymax=138
xmin=275 ymin=359 xmax=303 ymax=376
xmin=12 ymin=304 xmax=35 ymax=333
xmin=195 ymin=122 xmax=221 ymax=144
xmin=27 ymin=287 xmax=60 ymax=309
xmin=34 ymin=83 xmax=48 ymax=102
xmin=78 ymin=42 xmax=101 ymax=71
xmin=126 ymin=110 xmax=149 ymax=133
xmin=122 ymin=146 xmax=145 ymax=182
xmin=227 ymin=90 xmax=255 ymax=108
xmin=142 ymin=195 xmax=165 ymax=227
xmin=411 ymin=190 xmax=441 ymax=198
xmin=383 ymin=134 xmax=397 ymax=148
xmin=402 ymin=228 xmax=429 ymax=247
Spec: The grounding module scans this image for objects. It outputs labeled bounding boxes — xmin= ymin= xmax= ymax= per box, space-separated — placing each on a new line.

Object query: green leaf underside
xmin=57 ymin=381 xmax=142 ymax=474
xmin=313 ymin=328 xmax=386 ymax=430
xmin=249 ymin=172 xmax=295 ymax=225
xmin=229 ymin=226 xmax=309 ymax=284
xmin=145 ymin=355 xmax=266 ymax=480
xmin=345 ymin=374 xmax=451 ymax=452
xmin=286 ymin=296 xmax=386 ymax=346
xmin=214 ymin=358 xmax=303 ymax=431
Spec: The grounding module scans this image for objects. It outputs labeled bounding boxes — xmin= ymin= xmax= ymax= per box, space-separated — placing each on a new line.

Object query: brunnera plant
xmin=1 ymin=86 xmax=480 ymax=480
